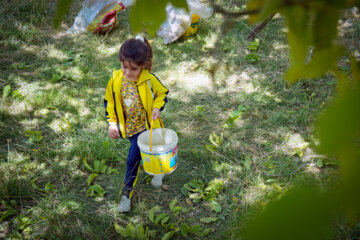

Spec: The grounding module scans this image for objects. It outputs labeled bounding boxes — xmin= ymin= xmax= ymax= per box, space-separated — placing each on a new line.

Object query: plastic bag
xmin=156 ymin=0 xmax=213 ymax=44
xmin=67 ymin=0 xmax=134 ymax=34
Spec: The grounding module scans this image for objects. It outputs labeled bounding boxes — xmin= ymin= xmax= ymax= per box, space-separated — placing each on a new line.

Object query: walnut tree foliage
xmin=54 ymin=0 xmax=360 ymax=238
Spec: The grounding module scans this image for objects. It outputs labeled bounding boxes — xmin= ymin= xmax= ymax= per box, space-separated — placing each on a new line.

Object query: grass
xmin=1 ymin=0 xmax=360 ymax=239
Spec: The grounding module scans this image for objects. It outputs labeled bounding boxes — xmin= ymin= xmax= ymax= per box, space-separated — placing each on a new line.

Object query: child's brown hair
xmin=119 ymin=36 xmax=153 ymax=71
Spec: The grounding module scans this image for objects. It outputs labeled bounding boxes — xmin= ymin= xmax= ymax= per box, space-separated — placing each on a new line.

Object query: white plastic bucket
xmin=138 ymin=123 xmax=178 ymax=175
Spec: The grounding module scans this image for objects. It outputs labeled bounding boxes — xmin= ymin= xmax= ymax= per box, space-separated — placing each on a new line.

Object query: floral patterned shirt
xmin=121 ymin=78 xmax=146 ymax=137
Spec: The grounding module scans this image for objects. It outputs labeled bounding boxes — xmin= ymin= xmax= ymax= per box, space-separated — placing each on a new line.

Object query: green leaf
xmin=155 ymin=213 xmax=168 ymax=224
xmin=228 ymin=109 xmax=242 ymax=118
xmin=248 ymin=39 xmax=260 ymax=51
xmin=189 ymin=224 xmax=201 ymax=234
xmin=173 ymin=206 xmax=181 ymax=216
xmin=59 ymin=117 xmax=71 ymax=132
xmin=130 ymin=0 xmax=167 ymax=36
xmin=195 ymin=228 xmax=212 ymax=237
xmin=223 ymin=116 xmax=240 ymax=128
xmin=114 ymin=222 xmax=129 ymax=237
xmin=161 ymin=216 xmax=169 ymax=225
xmin=106 ymin=167 xmax=119 ymax=174
xmin=99 ymin=159 xmax=107 ymax=174
xmin=3 ymin=85 xmax=11 ymax=98
xmin=0 ymin=207 xmax=17 ymax=220
xmin=180 ymin=207 xmax=191 ymax=214
xmin=147 ymin=229 xmax=157 ymax=239
xmin=316 ymin=159 xmax=323 ymax=168
xmin=50 ymin=73 xmax=63 ymax=83
xmin=44 ymin=182 xmax=56 ymax=192
xmin=188 ymin=180 xmax=204 ymax=192
xmin=241 ymin=186 xmax=337 ymax=240
xmin=281 ymin=6 xmax=311 ymax=82
xmin=209 ymin=133 xmax=219 ymax=147
xmin=86 ymin=184 xmax=105 ymax=197
xmin=125 ymin=223 xmax=135 ymax=238
xmin=313 ymin=9 xmax=339 ymax=49
xmin=17 ymin=216 xmax=32 ymax=229
xmin=189 ymin=193 xmax=203 ymax=202
xmin=286 ymin=45 xmax=345 ymax=82
xmin=205 ymin=179 xmax=224 ymax=198
xmin=87 ymin=173 xmax=98 ymax=186
xmin=149 ymin=206 xmax=161 ymax=223
xmin=161 ymin=231 xmax=174 ymax=240
xmin=11 ymin=90 xmax=22 ymax=98
xmin=16 ymin=62 xmax=30 ymax=69
xmin=83 ymin=158 xmax=94 ymax=172
xmin=168 ymin=0 xmax=188 ymax=10
xmin=238 ymin=105 xmax=247 ymax=112
xmin=25 ymin=130 xmax=43 ymax=142
xmin=31 ymin=182 xmax=44 ymax=192
xmin=135 ymin=223 xmax=145 ymax=239
xmin=181 ymin=223 xmax=190 ymax=236
xmin=248 ymin=0 xmax=281 ymax=24
xmin=54 ymin=0 xmax=74 ymax=29
xmin=205 ymin=144 xmax=218 ymax=152
xmin=193 ymin=105 xmax=206 ymax=113
xmin=317 ymin=88 xmax=360 ymax=154
xmin=181 ymin=186 xmax=188 ymax=197
xmin=200 ymin=217 xmax=218 ymax=223
xmin=93 ymin=160 xmax=100 ymax=173
xmin=169 ymin=199 xmax=178 ymax=211
xmin=208 ymin=201 xmax=222 ymax=213
xmin=245 ymin=53 xmax=260 ymax=63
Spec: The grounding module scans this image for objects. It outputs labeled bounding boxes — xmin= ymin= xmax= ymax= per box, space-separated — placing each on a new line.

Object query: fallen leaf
xmin=185 ymin=198 xmax=193 ymax=206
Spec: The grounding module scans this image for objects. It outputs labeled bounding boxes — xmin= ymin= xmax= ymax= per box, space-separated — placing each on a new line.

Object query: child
xmin=104 ymin=35 xmax=169 ymax=212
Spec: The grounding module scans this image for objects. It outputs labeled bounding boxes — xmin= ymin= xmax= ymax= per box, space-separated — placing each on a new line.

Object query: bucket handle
xmin=149 ymin=118 xmax=164 ymax=152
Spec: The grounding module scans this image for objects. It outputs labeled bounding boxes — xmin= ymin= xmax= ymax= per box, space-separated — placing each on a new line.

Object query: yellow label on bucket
xmin=141 ymin=146 xmax=178 ymax=175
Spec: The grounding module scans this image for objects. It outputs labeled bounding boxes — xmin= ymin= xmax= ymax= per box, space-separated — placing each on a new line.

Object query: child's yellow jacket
xmin=104 ymin=69 xmax=169 ymax=139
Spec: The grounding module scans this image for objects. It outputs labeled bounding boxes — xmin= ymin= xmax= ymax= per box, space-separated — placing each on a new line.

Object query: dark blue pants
xmin=122 ymin=131 xmax=143 ymax=199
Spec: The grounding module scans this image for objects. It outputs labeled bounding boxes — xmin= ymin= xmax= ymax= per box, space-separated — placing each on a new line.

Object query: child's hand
xmin=108 ymin=124 xmax=120 ymax=139
xmin=152 ymin=108 xmax=160 ymax=120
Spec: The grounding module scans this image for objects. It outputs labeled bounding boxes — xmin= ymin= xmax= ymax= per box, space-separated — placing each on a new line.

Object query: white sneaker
xmin=151 ymin=174 xmax=164 ymax=188
xmin=118 ymin=195 xmax=131 ymax=213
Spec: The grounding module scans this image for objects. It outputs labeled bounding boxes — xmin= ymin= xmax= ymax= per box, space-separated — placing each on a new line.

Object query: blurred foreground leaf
xmin=130 ymin=0 xmax=187 ymax=36
xmin=241 ymin=186 xmax=338 ymax=240
xmin=54 ymin=0 xmax=74 ymax=29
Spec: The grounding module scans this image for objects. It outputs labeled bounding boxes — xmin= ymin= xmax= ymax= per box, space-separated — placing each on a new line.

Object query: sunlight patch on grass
xmin=253 ymin=73 xmax=266 ymax=80
xmin=264 ymin=91 xmax=282 ymax=102
xmin=277 ymin=133 xmax=310 ymax=157
xmin=168 ymin=70 xmax=212 ymax=91
xmin=87 ymin=120 xmax=107 ymax=132
xmin=20 ymin=44 xmax=40 ymax=54
xmin=48 ymin=119 xmax=65 ymax=133
xmin=44 ymin=44 xmax=68 ymax=61
xmin=9 ymin=101 xmax=32 ymax=114
xmin=238 ymin=72 xmax=260 ymax=94
xmin=65 ymin=66 xmax=85 ymax=81
xmin=34 ymin=108 xmax=50 ymax=117
xmin=204 ymin=32 xmax=218 ymax=49
xmin=212 ymin=162 xmax=243 ymax=176
xmin=6 ymin=151 xmax=30 ymax=164
xmin=96 ymin=43 xmax=120 ymax=56
xmin=17 ymin=81 xmax=41 ymax=95
xmin=272 ymin=41 xmax=287 ymax=50
xmin=20 ymin=118 xmax=40 ymax=129
xmin=242 ymin=185 xmax=266 ymax=205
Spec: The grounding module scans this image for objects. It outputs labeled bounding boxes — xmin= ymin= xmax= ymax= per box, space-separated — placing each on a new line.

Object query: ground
xmin=0 ymin=1 xmax=359 ymax=239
